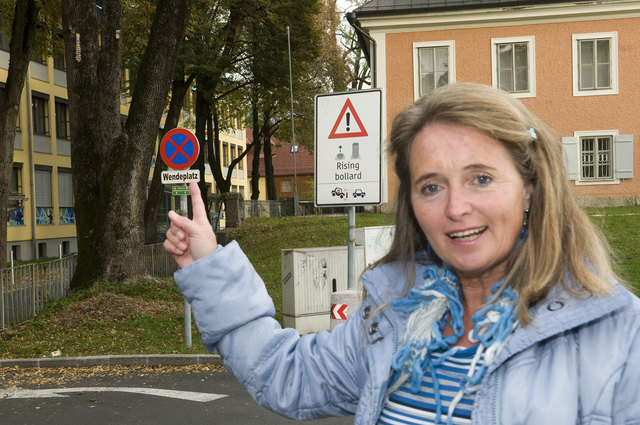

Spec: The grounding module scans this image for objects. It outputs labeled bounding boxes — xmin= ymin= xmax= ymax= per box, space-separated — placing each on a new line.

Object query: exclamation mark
xmin=346 ymin=112 xmax=351 ymax=132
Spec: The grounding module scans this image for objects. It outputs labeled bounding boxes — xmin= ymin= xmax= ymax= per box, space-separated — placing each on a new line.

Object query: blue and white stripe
xmin=378 ymin=346 xmax=481 ymax=425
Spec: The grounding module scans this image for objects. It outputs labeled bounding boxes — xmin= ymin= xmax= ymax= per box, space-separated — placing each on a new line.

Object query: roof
xmin=245 ymin=130 xmax=314 ymax=177
xmin=353 ymin=0 xmax=572 ymax=16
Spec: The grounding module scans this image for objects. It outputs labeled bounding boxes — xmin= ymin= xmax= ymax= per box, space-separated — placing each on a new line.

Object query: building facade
xmin=1 ymin=40 xmax=79 ymax=261
xmin=350 ymin=0 xmax=639 ymax=206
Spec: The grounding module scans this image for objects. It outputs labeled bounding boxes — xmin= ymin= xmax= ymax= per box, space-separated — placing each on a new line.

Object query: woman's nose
xmin=445 ymin=186 xmax=472 ymax=220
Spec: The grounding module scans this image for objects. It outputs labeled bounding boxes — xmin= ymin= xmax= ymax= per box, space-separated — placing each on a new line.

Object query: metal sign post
xmin=159 ymin=127 xmax=201 ymax=348
xmin=180 ymin=194 xmax=192 ymax=349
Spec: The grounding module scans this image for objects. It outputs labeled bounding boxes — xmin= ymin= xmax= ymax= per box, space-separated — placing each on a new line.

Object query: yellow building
xmin=1 ymin=39 xmax=78 ymax=261
xmin=2 ymin=39 xmax=248 ymax=260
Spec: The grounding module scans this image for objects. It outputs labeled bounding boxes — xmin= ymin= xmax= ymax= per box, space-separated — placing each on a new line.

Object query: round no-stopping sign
xmin=159 ymin=128 xmax=200 ymax=170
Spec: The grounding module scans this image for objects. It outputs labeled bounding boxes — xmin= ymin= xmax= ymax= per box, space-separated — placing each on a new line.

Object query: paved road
xmin=0 ymin=365 xmax=354 ymax=425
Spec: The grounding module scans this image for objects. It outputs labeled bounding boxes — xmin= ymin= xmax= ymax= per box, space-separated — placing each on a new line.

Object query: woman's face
xmin=409 ymin=122 xmax=532 ymax=284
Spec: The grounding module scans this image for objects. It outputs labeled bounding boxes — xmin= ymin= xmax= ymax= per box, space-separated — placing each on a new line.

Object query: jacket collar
xmin=488 ymin=281 xmax=631 ymax=374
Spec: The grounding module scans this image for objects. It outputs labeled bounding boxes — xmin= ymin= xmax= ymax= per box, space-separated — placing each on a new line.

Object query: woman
xmin=164 ymin=83 xmax=640 ymax=424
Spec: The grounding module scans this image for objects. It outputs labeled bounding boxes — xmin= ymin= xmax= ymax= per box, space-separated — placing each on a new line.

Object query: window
xmin=581 ymin=136 xmax=612 ymax=179
xmin=38 ymin=242 xmax=47 ymax=259
xmin=35 ymin=166 xmax=53 ymax=224
xmin=413 ymin=41 xmax=455 ymax=99
xmin=55 ymin=99 xmax=70 ymax=139
xmin=230 ymin=144 xmax=236 ymax=165
xmin=237 ymin=146 xmax=244 ymax=170
xmin=32 ymin=93 xmax=50 ymax=135
xmin=53 ymin=52 xmax=66 ymax=71
xmin=573 ymin=32 xmax=618 ymax=96
xmin=10 ymin=245 xmax=20 ymax=261
xmin=11 ymin=164 xmax=22 ymax=194
xmin=58 ymin=168 xmax=74 ymax=224
xmin=8 ymin=164 xmax=24 ymax=226
xmin=281 ymin=180 xmax=292 ymax=192
xmin=562 ymin=132 xmax=633 ymax=183
xmin=492 ymin=37 xmax=535 ymax=97
xmin=0 ymin=29 xmax=8 ymax=51
xmin=239 ymin=185 xmax=244 ymax=197
xmin=31 ymin=54 xmax=46 ymax=65
xmin=223 ymin=142 xmax=229 ymax=167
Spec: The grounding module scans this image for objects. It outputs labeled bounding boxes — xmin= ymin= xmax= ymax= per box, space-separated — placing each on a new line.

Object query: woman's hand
xmin=163 ymin=182 xmax=218 ymax=268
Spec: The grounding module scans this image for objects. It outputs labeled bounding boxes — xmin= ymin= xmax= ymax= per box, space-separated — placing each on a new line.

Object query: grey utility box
xmin=281 ymin=246 xmax=364 ymax=334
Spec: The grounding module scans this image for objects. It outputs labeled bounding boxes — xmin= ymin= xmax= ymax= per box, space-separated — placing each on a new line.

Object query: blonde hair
xmin=380 ymin=82 xmax=616 ymax=324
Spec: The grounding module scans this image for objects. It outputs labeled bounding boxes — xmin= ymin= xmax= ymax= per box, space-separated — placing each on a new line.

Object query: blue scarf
xmin=388 ymin=265 xmax=519 ymax=424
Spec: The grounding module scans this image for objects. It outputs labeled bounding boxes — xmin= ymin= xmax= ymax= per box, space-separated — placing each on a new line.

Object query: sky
xmin=336 ymin=0 xmax=357 ymax=14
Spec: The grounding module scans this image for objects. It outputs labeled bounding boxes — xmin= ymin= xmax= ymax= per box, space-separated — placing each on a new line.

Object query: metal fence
xmin=242 ymin=199 xmax=345 ymax=218
xmin=143 ymin=243 xmax=179 ymax=277
xmin=0 ymin=245 xmax=179 ymax=331
xmin=0 ymin=254 xmax=77 ymax=330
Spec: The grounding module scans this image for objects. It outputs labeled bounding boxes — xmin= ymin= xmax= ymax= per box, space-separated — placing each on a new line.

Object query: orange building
xmin=349 ymin=0 xmax=639 ymax=207
xmin=246 ymin=131 xmax=315 ymax=201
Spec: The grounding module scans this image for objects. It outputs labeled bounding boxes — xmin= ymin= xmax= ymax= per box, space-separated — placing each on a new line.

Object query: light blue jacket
xmin=175 ymin=241 xmax=640 ymax=424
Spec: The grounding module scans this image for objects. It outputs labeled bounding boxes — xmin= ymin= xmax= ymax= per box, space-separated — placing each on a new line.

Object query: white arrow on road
xmin=1 ymin=387 xmax=228 ymax=403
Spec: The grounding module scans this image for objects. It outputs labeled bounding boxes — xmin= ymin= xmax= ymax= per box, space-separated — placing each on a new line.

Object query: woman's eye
xmin=475 ymin=175 xmax=492 ymax=185
xmin=422 ymin=184 xmax=439 ymax=195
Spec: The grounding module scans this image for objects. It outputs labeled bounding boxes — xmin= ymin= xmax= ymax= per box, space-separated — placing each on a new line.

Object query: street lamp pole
xmin=287 ymin=25 xmax=300 ymax=216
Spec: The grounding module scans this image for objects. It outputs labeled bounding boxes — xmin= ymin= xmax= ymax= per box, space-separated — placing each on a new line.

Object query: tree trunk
xmin=62 ymin=0 xmax=192 ymax=288
xmin=0 ymin=0 xmax=39 ymax=267
xmin=250 ymin=105 xmax=262 ymax=200
xmin=143 ymin=73 xmax=194 ymax=244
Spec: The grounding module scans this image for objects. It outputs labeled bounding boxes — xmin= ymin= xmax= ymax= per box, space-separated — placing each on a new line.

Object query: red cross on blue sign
xmin=159 ymin=128 xmax=200 ymax=170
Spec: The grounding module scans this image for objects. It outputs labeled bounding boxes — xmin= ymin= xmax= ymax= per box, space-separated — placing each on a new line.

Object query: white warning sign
xmin=315 ymin=89 xmax=382 ymax=207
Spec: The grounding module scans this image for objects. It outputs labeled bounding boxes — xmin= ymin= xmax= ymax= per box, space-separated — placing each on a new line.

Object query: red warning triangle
xmin=328 ymin=98 xmax=368 ymax=139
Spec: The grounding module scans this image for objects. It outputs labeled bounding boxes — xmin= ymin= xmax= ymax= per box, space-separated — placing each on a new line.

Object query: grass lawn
xmin=0 ymin=207 xmax=637 ymax=359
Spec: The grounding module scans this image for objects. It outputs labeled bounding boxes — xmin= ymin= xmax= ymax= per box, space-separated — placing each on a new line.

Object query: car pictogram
xmin=353 ymin=189 xmax=366 ymax=198
xmin=331 ymin=187 xmax=346 ymax=198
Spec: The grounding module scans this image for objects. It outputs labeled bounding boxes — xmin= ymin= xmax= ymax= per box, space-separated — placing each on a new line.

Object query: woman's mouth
xmin=447 ymin=226 xmax=487 ymax=242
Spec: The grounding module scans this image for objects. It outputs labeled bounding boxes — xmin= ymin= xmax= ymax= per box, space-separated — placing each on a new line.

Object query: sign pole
xmin=180 ymin=194 xmax=192 ymax=348
xmin=159 ymin=127 xmax=200 ymax=349
xmin=347 ymin=206 xmax=356 ymax=290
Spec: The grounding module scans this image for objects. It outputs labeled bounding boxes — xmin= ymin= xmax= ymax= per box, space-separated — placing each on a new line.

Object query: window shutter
xmin=57 ymin=171 xmax=73 ymax=207
xmin=35 ymin=169 xmax=52 ymax=207
xmin=614 ymin=134 xmax=633 ymax=179
xmin=561 ymin=137 xmax=579 ymax=180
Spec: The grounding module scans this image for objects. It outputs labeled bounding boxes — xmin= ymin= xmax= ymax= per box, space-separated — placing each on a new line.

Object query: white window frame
xmin=413 ymin=40 xmax=456 ymax=100
xmin=574 ymin=130 xmax=619 ymax=185
xmin=572 ymin=32 xmax=618 ymax=97
xmin=491 ymin=36 xmax=536 ymax=98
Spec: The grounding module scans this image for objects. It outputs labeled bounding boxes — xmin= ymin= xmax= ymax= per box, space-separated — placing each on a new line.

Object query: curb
xmin=0 ymin=354 xmax=223 ymax=369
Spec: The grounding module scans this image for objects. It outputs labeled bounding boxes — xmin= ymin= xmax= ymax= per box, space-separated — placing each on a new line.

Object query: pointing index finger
xmin=189 ymin=181 xmax=207 ymax=221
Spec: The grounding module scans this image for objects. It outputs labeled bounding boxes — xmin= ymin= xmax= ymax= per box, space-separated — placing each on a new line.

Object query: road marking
xmin=1 ymin=387 xmax=228 ymax=403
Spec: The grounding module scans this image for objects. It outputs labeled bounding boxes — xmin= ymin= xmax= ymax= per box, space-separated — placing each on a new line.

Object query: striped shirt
xmin=378 ymin=345 xmax=482 ymax=425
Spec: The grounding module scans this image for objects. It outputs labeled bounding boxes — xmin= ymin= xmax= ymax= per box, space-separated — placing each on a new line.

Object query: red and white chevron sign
xmin=331 ymin=303 xmax=348 ymax=320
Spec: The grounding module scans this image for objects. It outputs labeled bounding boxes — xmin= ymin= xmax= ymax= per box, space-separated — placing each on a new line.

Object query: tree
xmin=61 ymin=0 xmax=193 ymax=288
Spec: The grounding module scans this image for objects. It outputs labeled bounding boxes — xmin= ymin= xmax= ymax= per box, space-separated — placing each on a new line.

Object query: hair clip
xmin=529 ymin=127 xmax=538 ymax=142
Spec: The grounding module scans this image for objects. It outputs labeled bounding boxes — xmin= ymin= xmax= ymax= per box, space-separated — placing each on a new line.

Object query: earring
xmin=523 ymin=209 xmax=530 ymax=227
